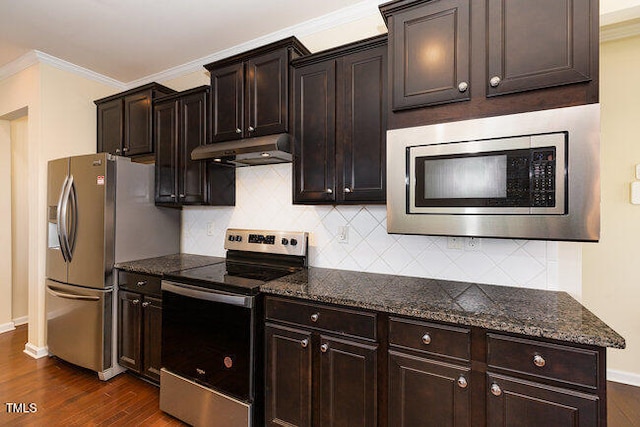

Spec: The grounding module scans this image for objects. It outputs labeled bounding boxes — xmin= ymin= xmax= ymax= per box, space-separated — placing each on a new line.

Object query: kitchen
xmin=1 ymin=0 xmax=639 ymax=425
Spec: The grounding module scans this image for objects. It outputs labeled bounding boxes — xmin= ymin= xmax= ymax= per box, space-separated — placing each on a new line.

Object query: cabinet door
xmin=97 ymin=98 xmax=122 ymax=155
xmin=486 ymin=0 xmax=592 ymax=97
xmin=390 ymin=0 xmax=470 ymax=110
xmin=486 ymin=373 xmax=599 ymax=427
xmin=124 ymin=90 xmax=154 ymax=156
xmin=154 ymin=99 xmax=179 ymax=205
xmin=318 ymin=336 xmax=377 ymax=427
xmin=246 ymin=48 xmax=288 ymax=138
xmin=338 ymin=45 xmax=387 ymax=203
xmin=211 ymin=62 xmax=244 ymax=142
xmin=118 ymin=290 xmax=142 ymax=372
xmin=293 ymin=60 xmax=336 ymax=203
xmin=142 ymin=296 xmax=162 ymax=382
xmin=389 ymin=351 xmax=471 ymax=427
xmin=179 ymin=90 xmax=208 ymax=205
xmin=265 ymin=324 xmax=313 ymax=427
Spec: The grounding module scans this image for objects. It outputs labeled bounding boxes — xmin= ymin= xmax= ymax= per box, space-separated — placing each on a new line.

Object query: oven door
xmin=161 ymin=280 xmax=255 ymax=402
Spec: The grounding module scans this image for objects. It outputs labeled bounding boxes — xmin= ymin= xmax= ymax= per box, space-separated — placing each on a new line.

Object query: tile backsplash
xmin=182 ymin=164 xmax=580 ymax=294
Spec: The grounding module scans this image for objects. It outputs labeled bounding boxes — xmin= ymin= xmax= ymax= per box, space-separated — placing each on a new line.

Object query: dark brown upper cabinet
xmin=388 ymin=0 xmax=470 ymax=110
xmin=380 ymin=0 xmax=599 ymax=129
xmin=486 ymin=0 xmax=592 ymax=97
xmin=292 ymin=35 xmax=388 ymax=204
xmin=95 ymin=83 xmax=175 ymax=159
xmin=205 ymin=37 xmax=310 ymax=143
xmin=154 ymin=86 xmax=210 ymax=206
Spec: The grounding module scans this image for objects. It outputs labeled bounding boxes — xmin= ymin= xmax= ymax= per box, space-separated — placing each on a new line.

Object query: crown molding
xmin=601 ymin=6 xmax=640 ymax=43
xmin=0 ymin=50 xmax=39 ymax=82
xmin=126 ymin=0 xmax=386 ymax=88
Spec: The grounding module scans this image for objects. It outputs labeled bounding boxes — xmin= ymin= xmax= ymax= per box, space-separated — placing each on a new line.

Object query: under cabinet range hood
xmin=191 ymin=133 xmax=292 ymax=167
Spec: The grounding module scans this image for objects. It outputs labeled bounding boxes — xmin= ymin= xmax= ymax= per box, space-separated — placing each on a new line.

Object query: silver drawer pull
xmin=320 ymin=343 xmax=329 ymax=353
xmin=457 ymin=376 xmax=468 ymax=388
xmin=490 ymin=383 xmax=502 ymax=396
xmin=533 ymin=354 xmax=546 ymax=368
xmin=300 ymin=339 xmax=309 ymax=348
xmin=136 ymin=281 xmax=147 ymax=287
xmin=422 ymin=333 xmax=431 ymax=345
xmin=310 ymin=313 xmax=319 ymax=322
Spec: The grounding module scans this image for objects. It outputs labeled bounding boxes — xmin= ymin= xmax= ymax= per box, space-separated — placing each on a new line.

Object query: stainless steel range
xmin=159 ymin=229 xmax=308 ymax=427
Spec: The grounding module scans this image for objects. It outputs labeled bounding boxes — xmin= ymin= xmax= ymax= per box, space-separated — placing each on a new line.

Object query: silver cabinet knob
xmin=300 ymin=339 xmax=309 ymax=348
xmin=132 ymin=299 xmax=140 ymax=305
xmin=310 ymin=313 xmax=319 ymax=322
xmin=326 ymin=188 xmax=333 ymax=194
xmin=136 ymin=281 xmax=147 ymax=287
xmin=489 ymin=76 xmax=502 ymax=87
xmin=422 ymin=333 xmax=432 ymax=345
xmin=458 ymin=81 xmax=469 ymax=92
xmin=490 ymin=383 xmax=502 ymax=396
xmin=196 ymin=368 xmax=205 ymax=375
xmin=142 ymin=301 xmax=150 ymax=308
xmin=179 ymin=194 xmax=185 ymax=198
xmin=344 ymin=187 xmax=352 ymax=193
xmin=320 ymin=343 xmax=329 ymax=353
xmin=170 ymin=194 xmax=177 ymax=199
xmin=122 ymin=147 xmax=129 ymax=152
xmin=248 ymin=126 xmax=255 ymax=132
xmin=457 ymin=376 xmax=468 ymax=389
xmin=235 ymin=128 xmax=242 ymax=134
xmin=533 ymin=355 xmax=546 ymax=368
xmin=115 ymin=149 xmax=121 ymax=154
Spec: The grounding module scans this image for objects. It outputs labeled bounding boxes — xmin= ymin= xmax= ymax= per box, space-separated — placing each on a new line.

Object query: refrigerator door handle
xmin=67 ymin=176 xmax=78 ymax=260
xmin=56 ymin=175 xmax=70 ymax=262
xmin=46 ymin=286 xmax=101 ymax=302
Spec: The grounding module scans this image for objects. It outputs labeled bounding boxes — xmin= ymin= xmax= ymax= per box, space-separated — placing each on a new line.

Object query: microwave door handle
xmin=56 ymin=175 xmax=70 ymax=262
xmin=66 ymin=176 xmax=78 ymax=260
xmin=46 ymin=286 xmax=100 ymax=301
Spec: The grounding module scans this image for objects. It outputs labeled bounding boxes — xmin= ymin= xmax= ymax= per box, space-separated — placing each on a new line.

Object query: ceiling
xmin=0 ymin=0 xmax=378 ymax=84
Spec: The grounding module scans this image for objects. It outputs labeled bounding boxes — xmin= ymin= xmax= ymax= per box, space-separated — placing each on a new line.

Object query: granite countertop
xmin=261 ymin=267 xmax=626 ymax=349
xmin=115 ymin=253 xmax=225 ymax=275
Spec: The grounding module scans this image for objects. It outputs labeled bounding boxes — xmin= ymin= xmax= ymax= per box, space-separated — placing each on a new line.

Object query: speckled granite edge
xmin=115 ymin=253 xmax=225 ymax=275
xmin=261 ymin=267 xmax=626 ymax=349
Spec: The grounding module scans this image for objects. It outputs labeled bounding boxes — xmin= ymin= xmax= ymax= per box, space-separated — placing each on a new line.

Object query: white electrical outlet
xmin=465 ymin=237 xmax=481 ymax=251
xmin=447 ymin=236 xmax=463 ymax=250
xmin=206 ymin=222 xmax=215 ymax=236
xmin=337 ymin=226 xmax=349 ymax=244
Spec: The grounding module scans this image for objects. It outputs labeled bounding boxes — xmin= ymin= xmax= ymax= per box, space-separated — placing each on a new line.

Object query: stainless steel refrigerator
xmin=46 ymin=153 xmax=180 ymax=380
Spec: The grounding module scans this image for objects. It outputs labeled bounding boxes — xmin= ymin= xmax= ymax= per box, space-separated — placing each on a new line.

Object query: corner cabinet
xmin=95 ymin=83 xmax=176 ymax=159
xmin=117 ymin=271 xmax=163 ymax=383
xmin=264 ymin=296 xmax=380 ymax=427
xmin=380 ymin=0 xmax=599 ymax=128
xmin=292 ymin=35 xmax=388 ymax=204
xmin=205 ymin=37 xmax=310 ymax=143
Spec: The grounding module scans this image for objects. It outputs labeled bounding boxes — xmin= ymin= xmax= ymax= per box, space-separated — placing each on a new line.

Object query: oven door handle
xmin=161 ymin=281 xmax=254 ymax=308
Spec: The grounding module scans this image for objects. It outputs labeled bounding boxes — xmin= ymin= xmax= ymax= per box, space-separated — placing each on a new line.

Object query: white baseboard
xmin=12 ymin=316 xmax=28 ymax=326
xmin=0 ymin=322 xmax=16 ymax=334
xmin=23 ymin=343 xmax=49 ymax=359
xmin=608 ymin=369 xmax=640 ymax=387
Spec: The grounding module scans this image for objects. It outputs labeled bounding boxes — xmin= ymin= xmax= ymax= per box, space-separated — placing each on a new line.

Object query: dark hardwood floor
xmin=0 ymin=325 xmax=184 ymax=426
xmin=1 ymin=325 xmax=639 ymax=426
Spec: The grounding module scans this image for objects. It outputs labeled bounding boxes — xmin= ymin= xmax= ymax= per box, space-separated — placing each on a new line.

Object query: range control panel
xmin=224 ymin=229 xmax=308 ymax=257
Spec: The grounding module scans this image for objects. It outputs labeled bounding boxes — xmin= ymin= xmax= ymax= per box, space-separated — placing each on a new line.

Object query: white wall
xmin=11 ymin=115 xmax=29 ymax=323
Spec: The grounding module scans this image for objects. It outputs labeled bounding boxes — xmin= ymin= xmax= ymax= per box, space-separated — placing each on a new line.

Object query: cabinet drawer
xmin=487 ymin=333 xmax=599 ymax=389
xmin=265 ymin=297 xmax=376 ymax=340
xmin=118 ymin=271 xmax=161 ymax=296
xmin=389 ymin=317 xmax=470 ymax=362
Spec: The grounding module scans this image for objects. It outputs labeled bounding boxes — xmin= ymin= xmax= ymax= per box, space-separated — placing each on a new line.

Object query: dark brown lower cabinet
xmin=118 ymin=289 xmax=162 ymax=383
xmin=486 ymin=373 xmax=599 ymax=427
xmin=389 ymin=351 xmax=471 ymax=427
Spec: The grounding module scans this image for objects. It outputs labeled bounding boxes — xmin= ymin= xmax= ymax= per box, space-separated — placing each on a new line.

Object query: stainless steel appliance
xmin=386 ymin=104 xmax=600 ymax=241
xmin=160 ymin=228 xmax=308 ymax=427
xmin=46 ymin=153 xmax=180 ymax=380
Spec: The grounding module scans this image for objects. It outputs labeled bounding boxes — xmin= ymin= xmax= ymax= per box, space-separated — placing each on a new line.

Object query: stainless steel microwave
xmin=386 ymin=104 xmax=600 ymax=241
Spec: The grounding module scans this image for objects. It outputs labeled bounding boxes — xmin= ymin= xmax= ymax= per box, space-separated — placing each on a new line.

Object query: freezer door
xmin=46 ymin=157 xmax=69 ymax=283
xmin=46 ymin=280 xmax=112 ymax=373
xmin=67 ymin=153 xmax=114 ymax=289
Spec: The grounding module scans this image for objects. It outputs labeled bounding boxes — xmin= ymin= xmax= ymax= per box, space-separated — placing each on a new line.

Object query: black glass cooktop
xmin=163 ymin=261 xmax=301 ymax=295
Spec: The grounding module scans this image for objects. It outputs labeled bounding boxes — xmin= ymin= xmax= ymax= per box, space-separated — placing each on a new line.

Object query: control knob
xmin=290 ymin=238 xmax=298 ymax=246
xmin=281 ymin=238 xmax=289 ymax=246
